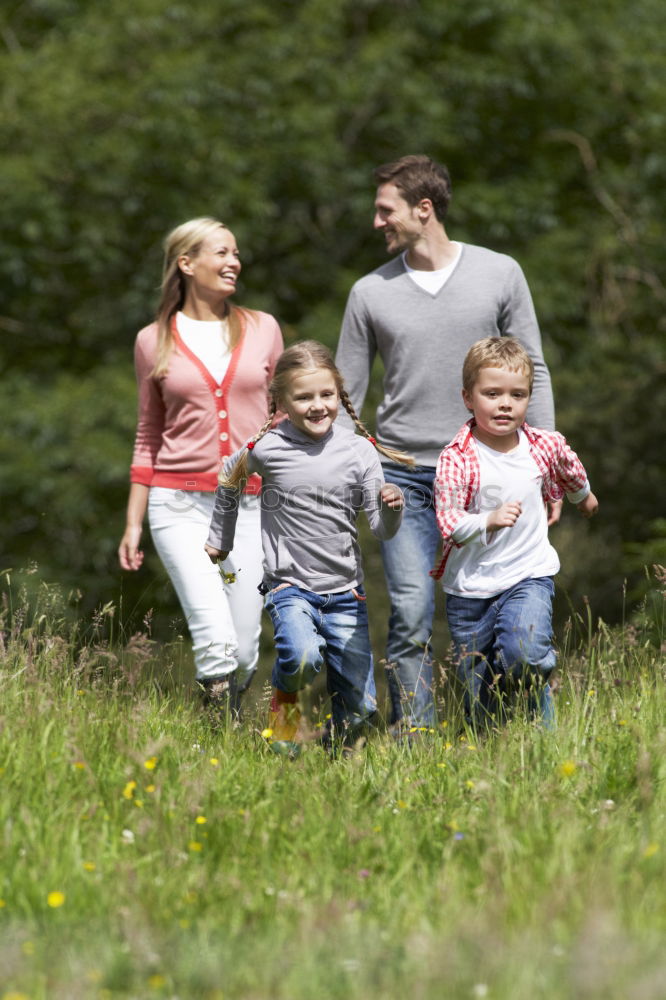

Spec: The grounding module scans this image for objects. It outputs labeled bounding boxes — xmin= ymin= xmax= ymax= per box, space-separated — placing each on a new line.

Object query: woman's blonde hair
xmin=152 ymin=217 xmax=243 ymax=376
xmin=462 ymin=337 xmax=534 ymax=394
xmin=222 ymin=340 xmax=415 ymax=488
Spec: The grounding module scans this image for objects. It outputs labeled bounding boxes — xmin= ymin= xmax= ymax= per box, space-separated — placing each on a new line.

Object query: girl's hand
xmin=487 ymin=500 xmax=522 ymax=532
xmin=118 ymin=525 xmax=144 ymax=571
xmin=577 ymin=492 xmax=599 ymax=518
xmin=380 ymin=484 xmax=404 ymax=510
xmin=205 ymin=544 xmax=229 ymax=563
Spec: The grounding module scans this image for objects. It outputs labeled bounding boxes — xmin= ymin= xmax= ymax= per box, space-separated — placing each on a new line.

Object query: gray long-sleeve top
xmin=207 ymin=419 xmax=403 ymax=594
xmin=335 ymin=244 xmax=555 ymax=467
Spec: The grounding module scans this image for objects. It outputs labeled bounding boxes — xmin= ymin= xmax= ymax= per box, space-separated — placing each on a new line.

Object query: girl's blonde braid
xmin=339 ymin=388 xmax=415 ymax=467
xmin=218 ymin=402 xmax=277 ymax=488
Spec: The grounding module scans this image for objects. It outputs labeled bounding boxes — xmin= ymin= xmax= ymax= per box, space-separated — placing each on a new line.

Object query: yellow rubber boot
xmin=266 ymin=690 xmax=302 ymax=758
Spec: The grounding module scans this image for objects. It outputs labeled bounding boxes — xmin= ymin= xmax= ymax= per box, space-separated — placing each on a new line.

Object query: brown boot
xmin=265 ymin=689 xmax=301 ymax=757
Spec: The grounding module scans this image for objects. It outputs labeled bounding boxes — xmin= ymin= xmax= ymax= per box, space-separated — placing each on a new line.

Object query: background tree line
xmin=1 ymin=0 xmax=664 ymax=646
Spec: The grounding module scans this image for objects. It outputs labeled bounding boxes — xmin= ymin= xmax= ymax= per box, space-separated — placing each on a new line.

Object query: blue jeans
xmin=445 ymin=576 xmax=557 ymax=728
xmin=381 ymin=464 xmax=441 ymax=727
xmin=264 ymin=585 xmax=377 ymax=738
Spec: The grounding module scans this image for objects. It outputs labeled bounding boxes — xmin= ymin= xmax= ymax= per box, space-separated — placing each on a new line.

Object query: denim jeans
xmin=264 ymin=585 xmax=377 ymax=737
xmin=445 ymin=576 xmax=557 ymax=727
xmin=380 ymin=464 xmax=441 ymax=727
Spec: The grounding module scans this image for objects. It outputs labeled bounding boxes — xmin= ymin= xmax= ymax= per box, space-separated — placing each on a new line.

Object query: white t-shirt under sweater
xmin=402 ymin=243 xmax=461 ymax=294
xmin=176 ymin=311 xmax=231 ymax=384
xmin=443 ymin=430 xmax=560 ymax=598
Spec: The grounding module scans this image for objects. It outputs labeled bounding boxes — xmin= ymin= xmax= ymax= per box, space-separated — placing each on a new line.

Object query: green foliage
xmin=1 ymin=580 xmax=665 ymax=997
xmin=0 ymin=0 xmax=664 ymax=624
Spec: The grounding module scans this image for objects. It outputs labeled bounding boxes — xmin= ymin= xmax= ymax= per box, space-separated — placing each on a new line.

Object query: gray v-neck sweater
xmin=207 ymin=420 xmax=402 ymax=594
xmin=335 ymin=244 xmax=554 ymax=466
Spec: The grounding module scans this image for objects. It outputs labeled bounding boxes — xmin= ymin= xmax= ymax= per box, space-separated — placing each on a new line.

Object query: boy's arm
xmin=434 ymin=447 xmax=481 ymax=543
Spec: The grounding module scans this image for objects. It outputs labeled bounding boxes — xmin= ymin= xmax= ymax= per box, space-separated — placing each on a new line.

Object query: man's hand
xmin=487 ymin=500 xmax=522 ymax=532
xmin=380 ymin=484 xmax=404 ymax=510
xmin=204 ymin=544 xmax=229 ymax=563
xmin=577 ymin=493 xmax=599 ymax=518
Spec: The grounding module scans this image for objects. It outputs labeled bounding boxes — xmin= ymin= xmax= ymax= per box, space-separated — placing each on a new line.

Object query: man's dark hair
xmin=373 ymin=155 xmax=452 ymax=222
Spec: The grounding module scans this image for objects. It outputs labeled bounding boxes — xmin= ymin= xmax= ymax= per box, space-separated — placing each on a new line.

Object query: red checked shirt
xmin=431 ymin=419 xmax=590 ymax=580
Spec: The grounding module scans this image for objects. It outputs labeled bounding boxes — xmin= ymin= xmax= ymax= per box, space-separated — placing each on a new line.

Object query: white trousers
xmin=148 ymin=488 xmax=264 ymax=686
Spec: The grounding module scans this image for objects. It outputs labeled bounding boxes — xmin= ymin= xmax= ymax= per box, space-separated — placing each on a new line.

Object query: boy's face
xmin=463 ymin=366 xmax=531 ymax=451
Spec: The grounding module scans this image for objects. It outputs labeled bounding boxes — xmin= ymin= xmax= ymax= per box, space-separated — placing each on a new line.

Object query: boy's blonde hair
xmin=222 ymin=340 xmax=415 ymax=487
xmin=462 ymin=337 xmax=534 ymax=394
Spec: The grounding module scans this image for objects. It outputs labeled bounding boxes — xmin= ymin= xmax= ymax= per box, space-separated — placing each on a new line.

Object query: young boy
xmin=432 ymin=337 xmax=598 ymax=727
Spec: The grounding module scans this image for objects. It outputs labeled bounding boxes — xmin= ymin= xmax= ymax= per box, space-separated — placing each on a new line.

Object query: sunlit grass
xmin=0 ymin=571 xmax=664 ymax=999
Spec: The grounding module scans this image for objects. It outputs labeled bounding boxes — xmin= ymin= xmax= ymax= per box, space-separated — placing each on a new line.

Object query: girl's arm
xmin=206 ymin=447 xmax=259 ymax=555
xmin=362 ymin=454 xmax=403 ymax=540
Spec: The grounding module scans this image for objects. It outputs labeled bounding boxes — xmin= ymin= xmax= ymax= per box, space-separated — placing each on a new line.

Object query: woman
xmin=118 ymin=217 xmax=283 ymax=713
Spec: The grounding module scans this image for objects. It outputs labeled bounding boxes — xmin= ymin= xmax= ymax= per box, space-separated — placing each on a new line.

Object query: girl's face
xmin=279 ymin=367 xmax=339 ymax=441
xmin=178 ymin=228 xmax=241 ymax=303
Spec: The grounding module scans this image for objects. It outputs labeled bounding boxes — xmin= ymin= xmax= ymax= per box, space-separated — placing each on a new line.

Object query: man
xmin=335 ymin=154 xmax=557 ymax=730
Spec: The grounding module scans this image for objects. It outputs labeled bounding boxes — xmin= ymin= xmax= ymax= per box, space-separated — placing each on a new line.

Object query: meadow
xmin=0 ymin=568 xmax=664 ymax=1000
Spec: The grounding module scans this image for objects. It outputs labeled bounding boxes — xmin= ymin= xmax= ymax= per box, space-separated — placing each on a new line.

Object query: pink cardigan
xmin=130 ymin=309 xmax=283 ymax=493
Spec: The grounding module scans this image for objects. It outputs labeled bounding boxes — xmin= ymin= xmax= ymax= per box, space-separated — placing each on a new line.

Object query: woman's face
xmin=179 ymin=228 xmax=241 ymax=302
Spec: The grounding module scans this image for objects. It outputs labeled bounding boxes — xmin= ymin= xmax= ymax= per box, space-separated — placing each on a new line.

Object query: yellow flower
xmin=134 ymin=799 xmax=144 ymax=808
xmin=440 ymin=720 xmax=448 ymax=728
xmin=643 ymin=842 xmax=659 ymax=859
xmin=3 ymin=992 xmax=31 ymax=1000
xmin=147 ymin=974 xmax=167 ymax=989
xmin=188 ymin=841 xmax=203 ymax=852
xmin=465 ymin=780 xmax=475 ymax=789
xmin=47 ymin=891 xmax=66 ymax=908
xmin=82 ymin=861 xmax=96 ymax=872
xmin=0 ymin=898 xmax=6 ymax=908
xmin=437 ymin=762 xmax=447 ymax=769
xmin=559 ymin=760 xmax=577 ymax=778
xmin=21 ymin=941 xmax=35 ymax=955
xmin=72 ymin=761 xmax=86 ymax=770
xmin=261 ymin=728 xmax=273 ymax=739
xmin=195 ymin=815 xmax=207 ymax=825
xmin=122 ymin=780 xmax=137 ymax=799
xmin=144 ymin=756 xmax=158 ymax=771
xmin=396 ymin=800 xmax=408 ymax=810
xmin=146 ymin=784 xmax=156 ymax=793
xmin=209 ymin=758 xmax=219 ymax=767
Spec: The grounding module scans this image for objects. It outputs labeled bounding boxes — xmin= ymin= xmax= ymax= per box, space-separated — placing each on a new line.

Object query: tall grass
xmin=0 ymin=569 xmax=664 ymax=1000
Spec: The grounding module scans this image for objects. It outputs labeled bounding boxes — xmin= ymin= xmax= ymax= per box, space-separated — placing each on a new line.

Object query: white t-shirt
xmin=177 ymin=311 xmax=232 ymax=384
xmin=402 ymin=243 xmax=461 ymax=294
xmin=443 ymin=430 xmax=560 ymax=597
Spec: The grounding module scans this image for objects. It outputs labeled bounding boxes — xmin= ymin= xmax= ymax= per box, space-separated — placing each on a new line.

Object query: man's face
xmin=373 ymin=182 xmax=422 ymax=254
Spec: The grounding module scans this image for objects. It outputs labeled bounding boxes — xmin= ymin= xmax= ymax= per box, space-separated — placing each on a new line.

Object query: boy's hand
xmin=546 ymin=499 xmax=564 ymax=526
xmin=380 ymin=484 xmax=404 ymax=510
xmin=487 ymin=500 xmax=522 ymax=532
xmin=205 ymin=544 xmax=229 ymax=563
xmin=577 ymin=492 xmax=599 ymax=518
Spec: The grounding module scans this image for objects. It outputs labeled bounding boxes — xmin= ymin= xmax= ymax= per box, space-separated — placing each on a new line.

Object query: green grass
xmin=0 ymin=572 xmax=665 ymax=999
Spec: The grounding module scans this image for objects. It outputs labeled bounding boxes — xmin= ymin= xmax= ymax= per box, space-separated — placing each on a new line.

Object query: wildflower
xmin=437 ymin=763 xmax=447 ymax=769
xmin=21 ymin=941 xmax=35 ymax=955
xmin=357 ymin=869 xmax=371 ymax=879
xmin=440 ymin=720 xmax=448 ymax=728
xmin=0 ymin=899 xmax=5 ymax=908
xmin=4 ymin=992 xmax=30 ymax=1000
xmin=195 ymin=816 xmax=207 ymax=825
xmin=643 ymin=842 xmax=659 ymax=859
xmin=465 ymin=780 xmax=475 ymax=789
xmin=82 ymin=862 xmax=96 ymax=872
xmin=396 ymin=800 xmax=408 ymax=810
xmin=559 ymin=760 xmax=577 ymax=778
xmin=146 ymin=784 xmax=156 ymax=794
xmin=47 ymin=891 xmax=66 ymax=908
xmin=261 ymin=728 xmax=273 ymax=739
xmin=209 ymin=758 xmax=219 ymax=767
xmin=134 ymin=799 xmax=144 ymax=808
xmin=587 ymin=689 xmax=596 ymax=697
xmin=618 ymin=719 xmax=628 ymax=726
xmin=72 ymin=761 xmax=86 ymax=770
xmin=454 ymin=832 xmax=465 ymax=841
xmin=121 ymin=829 xmax=135 ymax=844
xmin=122 ymin=780 xmax=137 ymax=800
xmin=144 ymin=756 xmax=158 ymax=771
xmin=188 ymin=841 xmax=203 ymax=852
xmin=147 ymin=974 xmax=167 ymax=989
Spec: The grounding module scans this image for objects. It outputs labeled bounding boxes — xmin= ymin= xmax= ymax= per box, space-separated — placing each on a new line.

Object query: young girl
xmin=205 ymin=341 xmax=413 ymax=754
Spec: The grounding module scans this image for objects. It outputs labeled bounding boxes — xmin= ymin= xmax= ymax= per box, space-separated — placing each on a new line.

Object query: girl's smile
xmin=280 ymin=367 xmax=340 ymax=441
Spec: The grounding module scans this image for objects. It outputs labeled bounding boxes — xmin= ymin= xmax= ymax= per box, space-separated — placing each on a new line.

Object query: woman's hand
xmin=205 ymin=544 xmax=229 ymax=563
xmin=118 ymin=524 xmax=144 ymax=571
